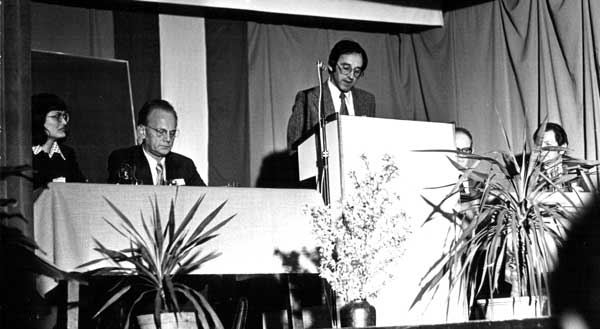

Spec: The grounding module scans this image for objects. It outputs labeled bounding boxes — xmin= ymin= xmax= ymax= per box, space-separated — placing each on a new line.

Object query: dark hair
xmin=328 ymin=39 xmax=368 ymax=73
xmin=533 ymin=122 xmax=568 ymax=146
xmin=32 ymin=93 xmax=68 ymax=146
xmin=455 ymin=126 xmax=473 ymax=144
xmin=137 ymin=99 xmax=177 ymax=126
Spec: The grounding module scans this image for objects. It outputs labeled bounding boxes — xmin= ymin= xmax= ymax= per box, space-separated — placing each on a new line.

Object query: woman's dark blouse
xmin=33 ymin=144 xmax=86 ymax=189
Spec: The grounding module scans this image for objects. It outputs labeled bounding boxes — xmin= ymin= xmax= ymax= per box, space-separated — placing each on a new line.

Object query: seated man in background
xmin=533 ymin=122 xmax=594 ymax=192
xmin=454 ymin=126 xmax=482 ymax=203
xmin=107 ymin=99 xmax=206 ymax=186
xmin=286 ymin=39 xmax=376 ymax=150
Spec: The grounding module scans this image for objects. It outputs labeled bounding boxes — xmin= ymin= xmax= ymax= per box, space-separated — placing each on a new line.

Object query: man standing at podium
xmin=287 ymin=39 xmax=376 ymax=150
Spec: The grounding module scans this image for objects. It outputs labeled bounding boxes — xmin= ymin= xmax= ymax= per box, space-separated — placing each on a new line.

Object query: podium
xmin=297 ymin=115 xmax=468 ymax=325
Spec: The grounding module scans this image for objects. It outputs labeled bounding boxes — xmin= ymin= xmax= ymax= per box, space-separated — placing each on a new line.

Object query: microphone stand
xmin=316 ymin=61 xmax=330 ymax=206
xmin=316 ymin=61 xmax=337 ymax=328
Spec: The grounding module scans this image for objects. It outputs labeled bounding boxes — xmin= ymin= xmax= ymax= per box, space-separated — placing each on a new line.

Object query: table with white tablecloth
xmin=34 ymin=183 xmax=323 ymax=294
xmin=34 ymin=183 xmax=470 ymax=326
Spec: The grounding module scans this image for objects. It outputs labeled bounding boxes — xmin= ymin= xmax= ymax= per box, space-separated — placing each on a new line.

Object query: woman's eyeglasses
xmin=47 ymin=111 xmax=70 ymax=123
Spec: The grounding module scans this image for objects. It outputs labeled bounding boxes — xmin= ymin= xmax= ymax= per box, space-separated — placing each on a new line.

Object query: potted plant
xmin=415 ymin=123 xmax=599 ymax=320
xmin=81 ymin=194 xmax=235 ymax=329
xmin=308 ymin=154 xmax=413 ymax=327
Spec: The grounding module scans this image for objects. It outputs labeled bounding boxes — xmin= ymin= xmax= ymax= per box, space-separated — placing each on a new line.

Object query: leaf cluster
xmin=82 ymin=194 xmax=235 ymax=329
xmin=415 ymin=123 xmax=599 ymax=315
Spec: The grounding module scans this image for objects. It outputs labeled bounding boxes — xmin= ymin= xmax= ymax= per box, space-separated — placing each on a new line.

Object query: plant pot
xmin=475 ymin=296 xmax=548 ymax=321
xmin=339 ymin=299 xmax=376 ymax=328
xmin=137 ymin=312 xmax=198 ymax=329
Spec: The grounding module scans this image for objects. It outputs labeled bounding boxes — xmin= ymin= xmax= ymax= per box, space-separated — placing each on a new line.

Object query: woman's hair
xmin=32 ymin=93 xmax=68 ymax=145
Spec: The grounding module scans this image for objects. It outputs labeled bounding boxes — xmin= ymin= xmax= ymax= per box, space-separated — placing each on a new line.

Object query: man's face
xmin=455 ymin=131 xmax=473 ymax=167
xmin=541 ymin=130 xmax=565 ymax=163
xmin=139 ymin=108 xmax=177 ymax=159
xmin=329 ymin=52 xmax=364 ymax=92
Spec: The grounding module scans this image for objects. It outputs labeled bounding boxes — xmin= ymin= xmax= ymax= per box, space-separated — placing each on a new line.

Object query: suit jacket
xmin=287 ymin=83 xmax=376 ymax=149
xmin=107 ymin=145 xmax=206 ymax=186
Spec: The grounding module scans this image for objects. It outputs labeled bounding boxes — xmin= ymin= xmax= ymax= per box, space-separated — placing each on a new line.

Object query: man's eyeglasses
xmin=145 ymin=125 xmax=179 ymax=139
xmin=336 ymin=63 xmax=363 ymax=78
xmin=47 ymin=111 xmax=70 ymax=123
xmin=457 ymin=147 xmax=473 ymax=154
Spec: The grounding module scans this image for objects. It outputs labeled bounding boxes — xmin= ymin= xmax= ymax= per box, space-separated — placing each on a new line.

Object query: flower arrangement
xmin=308 ymin=154 xmax=413 ymax=303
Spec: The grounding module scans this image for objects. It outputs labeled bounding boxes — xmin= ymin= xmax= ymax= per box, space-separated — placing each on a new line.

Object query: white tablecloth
xmin=34 ymin=183 xmax=323 ymax=295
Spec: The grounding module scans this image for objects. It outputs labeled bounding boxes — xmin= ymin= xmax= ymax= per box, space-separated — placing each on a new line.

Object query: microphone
xmin=317 ymin=61 xmax=326 ymax=71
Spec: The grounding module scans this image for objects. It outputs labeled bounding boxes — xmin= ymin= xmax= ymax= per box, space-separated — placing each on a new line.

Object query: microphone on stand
xmin=317 ymin=61 xmax=327 ymax=71
xmin=316 ymin=60 xmax=330 ymax=205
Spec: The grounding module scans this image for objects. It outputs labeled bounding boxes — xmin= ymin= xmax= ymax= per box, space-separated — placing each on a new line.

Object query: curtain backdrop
xmin=31 ymin=2 xmax=113 ymax=58
xmin=206 ymin=19 xmax=250 ymax=187
xmin=399 ymin=0 xmax=600 ymax=162
xmin=247 ymin=24 xmax=402 ymax=186
xmin=29 ymin=0 xmax=600 ymax=188
xmin=114 ymin=10 xmax=161 ymax=116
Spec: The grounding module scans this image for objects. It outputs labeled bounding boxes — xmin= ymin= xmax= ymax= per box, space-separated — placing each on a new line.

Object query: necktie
xmin=339 ymin=93 xmax=349 ymax=115
xmin=156 ymin=163 xmax=165 ymax=186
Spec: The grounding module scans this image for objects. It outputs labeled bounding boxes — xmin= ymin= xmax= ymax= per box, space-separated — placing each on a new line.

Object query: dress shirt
xmin=141 ymin=147 xmax=166 ymax=185
xmin=327 ymin=79 xmax=355 ymax=116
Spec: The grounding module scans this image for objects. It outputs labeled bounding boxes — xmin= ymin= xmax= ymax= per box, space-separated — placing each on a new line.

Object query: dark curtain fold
xmin=399 ymin=0 xmax=600 ymax=165
xmin=205 ymin=19 xmax=250 ymax=187
xmin=113 ymin=10 xmax=161 ymax=118
xmin=3 ymin=0 xmax=32 ymax=233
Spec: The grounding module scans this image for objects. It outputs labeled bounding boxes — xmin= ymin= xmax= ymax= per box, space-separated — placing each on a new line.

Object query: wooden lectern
xmin=297 ymin=115 xmax=468 ymax=326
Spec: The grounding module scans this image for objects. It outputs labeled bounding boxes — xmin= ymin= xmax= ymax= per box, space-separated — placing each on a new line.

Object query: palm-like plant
xmin=81 ymin=194 xmax=235 ymax=329
xmin=415 ymin=123 xmax=598 ymax=316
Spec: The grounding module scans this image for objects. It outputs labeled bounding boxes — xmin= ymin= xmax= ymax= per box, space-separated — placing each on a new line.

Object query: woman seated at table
xmin=32 ymin=93 xmax=86 ymax=189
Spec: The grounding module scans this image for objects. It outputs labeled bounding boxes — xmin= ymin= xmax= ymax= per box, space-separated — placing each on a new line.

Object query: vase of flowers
xmin=308 ymin=154 xmax=413 ymax=327
xmin=339 ymin=299 xmax=376 ymax=327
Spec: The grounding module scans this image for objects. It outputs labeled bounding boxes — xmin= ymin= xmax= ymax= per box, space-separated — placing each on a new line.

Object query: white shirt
xmin=141 ymin=147 xmax=166 ymax=185
xmin=327 ymin=79 xmax=355 ymax=116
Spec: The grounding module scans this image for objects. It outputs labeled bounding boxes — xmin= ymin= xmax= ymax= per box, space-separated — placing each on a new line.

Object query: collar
xmin=327 ymin=79 xmax=349 ymax=99
xmin=32 ymin=142 xmax=66 ymax=160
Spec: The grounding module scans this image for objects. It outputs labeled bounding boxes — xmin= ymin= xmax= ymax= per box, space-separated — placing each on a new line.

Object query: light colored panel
xmin=135 ymin=0 xmax=443 ymax=26
xmin=159 ymin=15 xmax=209 ymax=184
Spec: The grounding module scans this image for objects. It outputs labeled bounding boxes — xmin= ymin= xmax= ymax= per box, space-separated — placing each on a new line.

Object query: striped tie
xmin=156 ymin=163 xmax=165 ymax=186
xmin=339 ymin=93 xmax=349 ymax=115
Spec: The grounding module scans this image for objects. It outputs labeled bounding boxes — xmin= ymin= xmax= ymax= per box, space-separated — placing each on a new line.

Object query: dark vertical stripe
xmin=206 ymin=19 xmax=249 ymax=186
xmin=113 ymin=10 xmax=161 ymax=119
xmin=3 ymin=0 xmax=32 ymax=232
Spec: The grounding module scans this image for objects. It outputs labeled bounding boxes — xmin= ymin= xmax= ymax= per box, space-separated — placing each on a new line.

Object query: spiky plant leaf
xmin=413 ymin=121 xmax=598 ymax=318
xmin=85 ymin=194 xmax=233 ymax=329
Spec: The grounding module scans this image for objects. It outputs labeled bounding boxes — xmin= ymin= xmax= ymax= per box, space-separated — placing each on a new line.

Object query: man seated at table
xmin=533 ymin=122 xmax=595 ymax=192
xmin=505 ymin=122 xmax=595 ymax=192
xmin=107 ymin=99 xmax=206 ymax=186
